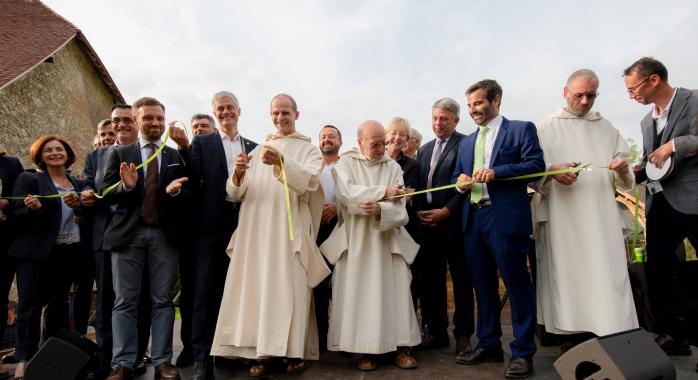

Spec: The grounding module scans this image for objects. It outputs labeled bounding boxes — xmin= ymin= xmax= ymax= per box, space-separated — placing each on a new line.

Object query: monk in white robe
xmin=211 ymin=94 xmax=330 ymax=376
xmin=532 ymin=70 xmax=639 ymax=350
xmin=320 ymin=120 xmax=421 ymax=371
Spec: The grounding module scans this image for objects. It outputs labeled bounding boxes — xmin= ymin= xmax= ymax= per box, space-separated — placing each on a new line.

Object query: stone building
xmin=0 ymin=0 xmax=124 ymax=171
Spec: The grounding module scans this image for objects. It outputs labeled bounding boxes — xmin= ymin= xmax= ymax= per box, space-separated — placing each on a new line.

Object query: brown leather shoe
xmin=655 ymin=334 xmax=692 ymax=356
xmin=358 ymin=355 xmax=379 ymax=371
xmin=106 ymin=365 xmax=133 ymax=380
xmin=455 ymin=336 xmax=472 ymax=356
xmin=394 ymin=350 xmax=417 ymax=370
xmin=154 ymin=362 xmax=181 ymax=380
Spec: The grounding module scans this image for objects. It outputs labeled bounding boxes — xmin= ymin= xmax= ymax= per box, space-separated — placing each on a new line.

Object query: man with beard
xmin=315 ymin=124 xmax=342 ymax=352
xmin=532 ymin=69 xmax=638 ymax=353
xmin=101 ymin=97 xmax=190 ymax=380
xmin=211 ymin=94 xmax=328 ymax=376
xmin=454 ymin=80 xmax=544 ymax=379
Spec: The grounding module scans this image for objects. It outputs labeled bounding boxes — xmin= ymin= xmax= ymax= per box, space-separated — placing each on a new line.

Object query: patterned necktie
xmin=142 ymin=143 xmax=159 ymax=224
xmin=470 ymin=126 xmax=489 ymax=203
xmin=426 ymin=139 xmax=444 ymax=204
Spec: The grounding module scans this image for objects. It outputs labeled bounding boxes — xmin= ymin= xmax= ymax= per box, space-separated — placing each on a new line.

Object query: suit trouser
xmin=314 ymin=220 xmax=336 ymax=351
xmin=463 ymin=207 xmax=536 ymax=359
xmin=94 ymin=248 xmax=115 ymax=365
xmin=14 ymin=243 xmax=79 ymax=361
xmin=111 ymin=224 xmax=178 ymax=369
xmin=191 ymin=204 xmax=239 ymax=361
xmin=178 ymin=242 xmax=195 ymax=356
xmin=646 ymin=193 xmax=698 ymax=339
xmin=0 ymin=252 xmax=15 ymax=349
xmin=72 ymin=247 xmax=95 ymax=334
xmin=418 ymin=226 xmax=474 ymax=339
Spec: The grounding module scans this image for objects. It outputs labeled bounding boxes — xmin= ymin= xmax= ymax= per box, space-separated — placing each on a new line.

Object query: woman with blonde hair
xmin=385 ymin=117 xmax=420 ymax=239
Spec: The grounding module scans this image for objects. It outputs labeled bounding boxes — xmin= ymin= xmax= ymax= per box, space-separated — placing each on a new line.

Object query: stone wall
xmin=0 ymin=38 xmax=118 ymax=173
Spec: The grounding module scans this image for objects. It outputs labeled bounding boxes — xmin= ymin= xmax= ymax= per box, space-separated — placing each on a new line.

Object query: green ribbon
xmin=1 ymin=130 xmax=171 ymax=201
xmin=1 ymin=192 xmax=74 ymax=200
xmin=384 ymin=164 xmax=592 ymax=200
xmin=631 ymin=184 xmax=641 ymax=249
xmin=277 ymin=151 xmax=294 ymax=241
xmin=94 ymin=129 xmax=171 ymax=199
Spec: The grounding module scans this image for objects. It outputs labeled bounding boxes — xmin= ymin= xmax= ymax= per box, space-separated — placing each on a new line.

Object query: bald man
xmin=211 ymin=94 xmax=329 ymax=376
xmin=320 ymin=120 xmax=421 ymax=371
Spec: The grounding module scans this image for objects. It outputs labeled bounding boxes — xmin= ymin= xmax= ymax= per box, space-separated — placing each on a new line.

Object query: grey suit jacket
xmin=83 ymin=146 xmax=113 ymax=250
xmin=639 ymin=87 xmax=698 ymax=215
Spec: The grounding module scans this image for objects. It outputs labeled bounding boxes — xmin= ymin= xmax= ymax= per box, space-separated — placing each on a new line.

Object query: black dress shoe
xmin=655 ymin=334 xmax=692 ymax=356
xmin=456 ymin=347 xmax=504 ymax=365
xmin=455 ymin=336 xmax=472 ymax=356
xmin=175 ymin=350 xmax=194 ymax=368
xmin=133 ymin=359 xmax=147 ymax=376
xmin=504 ymin=357 xmax=533 ymax=379
xmin=193 ymin=359 xmax=214 ymax=380
xmin=418 ymin=333 xmax=450 ymax=350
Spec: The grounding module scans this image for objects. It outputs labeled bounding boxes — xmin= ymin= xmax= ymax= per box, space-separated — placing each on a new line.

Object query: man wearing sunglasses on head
xmin=624 ymin=57 xmax=698 ymax=361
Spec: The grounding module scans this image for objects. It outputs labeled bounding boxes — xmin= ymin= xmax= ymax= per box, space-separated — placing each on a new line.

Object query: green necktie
xmin=471 ymin=126 xmax=489 ymax=203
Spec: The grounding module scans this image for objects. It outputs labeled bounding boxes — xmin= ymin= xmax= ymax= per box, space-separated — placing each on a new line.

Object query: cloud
xmin=42 ymin=0 xmax=698 ymax=151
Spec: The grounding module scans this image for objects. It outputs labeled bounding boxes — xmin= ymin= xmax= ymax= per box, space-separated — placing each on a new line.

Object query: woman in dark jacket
xmin=9 ymin=136 xmax=85 ymax=379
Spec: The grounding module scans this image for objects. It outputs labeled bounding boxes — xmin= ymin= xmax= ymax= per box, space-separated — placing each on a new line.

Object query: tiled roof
xmin=0 ymin=0 xmax=123 ymax=101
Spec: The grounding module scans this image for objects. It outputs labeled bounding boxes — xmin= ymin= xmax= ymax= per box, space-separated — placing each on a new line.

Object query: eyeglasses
xmin=368 ymin=141 xmax=387 ymax=149
xmin=570 ymin=92 xmax=599 ymax=100
xmin=627 ymin=76 xmax=652 ymax=94
xmin=112 ymin=117 xmax=133 ymax=125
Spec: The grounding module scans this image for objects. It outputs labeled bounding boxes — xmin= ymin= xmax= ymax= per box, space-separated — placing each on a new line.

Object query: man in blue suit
xmin=453 ymin=80 xmax=544 ymax=379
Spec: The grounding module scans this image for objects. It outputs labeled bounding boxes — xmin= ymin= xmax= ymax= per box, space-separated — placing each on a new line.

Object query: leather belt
xmin=471 ymin=199 xmax=492 ymax=209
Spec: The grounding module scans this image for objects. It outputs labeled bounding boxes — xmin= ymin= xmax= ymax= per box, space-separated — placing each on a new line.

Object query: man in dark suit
xmin=100 ymin=97 xmax=189 ymax=380
xmin=187 ymin=91 xmax=256 ymax=380
xmin=81 ymin=118 xmax=119 ymax=376
xmin=414 ymin=98 xmax=474 ymax=356
xmin=454 ymin=80 xmax=544 ymax=379
xmin=624 ymin=57 xmax=698 ymax=357
xmin=0 ymin=152 xmax=23 ymax=379
xmin=167 ymin=113 xmax=216 ymax=369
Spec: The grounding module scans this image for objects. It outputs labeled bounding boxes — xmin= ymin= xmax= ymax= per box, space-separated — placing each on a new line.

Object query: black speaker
xmin=24 ymin=329 xmax=98 ymax=380
xmin=554 ymin=328 xmax=675 ymax=380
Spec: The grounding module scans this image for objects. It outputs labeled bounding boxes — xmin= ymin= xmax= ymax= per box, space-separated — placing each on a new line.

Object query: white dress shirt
xmin=652 ymin=88 xmax=678 ymax=152
xmin=319 ymin=160 xmax=338 ymax=203
xmin=480 ymin=114 xmax=503 ymax=199
xmin=138 ymin=136 xmax=163 ymax=176
xmin=218 ymin=129 xmax=244 ymax=177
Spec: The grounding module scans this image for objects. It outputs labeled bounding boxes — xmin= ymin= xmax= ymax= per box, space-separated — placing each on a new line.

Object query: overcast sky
xmin=43 ymin=0 xmax=698 ymax=151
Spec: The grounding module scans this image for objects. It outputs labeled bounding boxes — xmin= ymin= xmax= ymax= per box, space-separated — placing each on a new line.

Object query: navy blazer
xmin=453 ymin=118 xmax=544 ymax=237
xmin=82 ymin=146 xmax=114 ymax=250
xmin=8 ymin=171 xmax=84 ymax=260
xmin=189 ymin=132 xmax=257 ymax=232
xmin=0 ymin=155 xmax=25 ymax=254
xmin=100 ymin=142 xmax=190 ymax=251
xmin=415 ymin=131 xmax=464 ymax=215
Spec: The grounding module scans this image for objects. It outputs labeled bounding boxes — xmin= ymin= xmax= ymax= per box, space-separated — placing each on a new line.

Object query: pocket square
xmin=167 ymin=163 xmax=180 ymax=167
